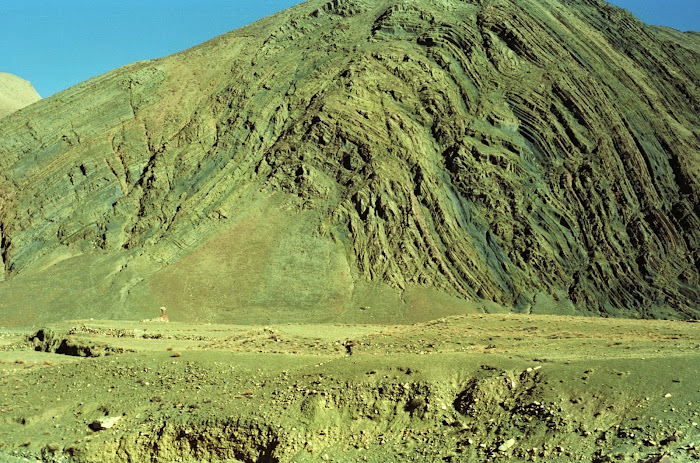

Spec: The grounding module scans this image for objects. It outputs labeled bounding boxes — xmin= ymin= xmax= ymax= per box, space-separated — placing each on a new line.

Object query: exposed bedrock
xmin=0 ymin=0 xmax=698 ymax=322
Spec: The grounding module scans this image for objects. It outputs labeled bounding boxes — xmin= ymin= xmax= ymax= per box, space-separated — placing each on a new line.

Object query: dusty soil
xmin=0 ymin=314 xmax=697 ymax=462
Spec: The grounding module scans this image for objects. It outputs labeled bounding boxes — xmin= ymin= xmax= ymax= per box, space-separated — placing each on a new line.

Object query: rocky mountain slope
xmin=0 ymin=73 xmax=41 ymax=119
xmin=0 ymin=0 xmax=698 ymax=325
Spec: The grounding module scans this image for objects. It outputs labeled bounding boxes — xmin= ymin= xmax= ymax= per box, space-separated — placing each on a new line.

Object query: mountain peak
xmin=0 ymin=0 xmax=698 ymax=325
xmin=0 ymin=72 xmax=41 ymax=119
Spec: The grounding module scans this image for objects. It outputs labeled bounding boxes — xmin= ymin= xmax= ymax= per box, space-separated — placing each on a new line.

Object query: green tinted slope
xmin=0 ymin=0 xmax=698 ymax=325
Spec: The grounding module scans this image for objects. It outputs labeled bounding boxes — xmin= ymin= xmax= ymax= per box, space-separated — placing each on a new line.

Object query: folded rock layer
xmin=0 ymin=0 xmax=698 ymax=324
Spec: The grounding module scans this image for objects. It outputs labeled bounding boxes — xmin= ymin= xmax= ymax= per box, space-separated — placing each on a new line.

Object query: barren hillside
xmin=0 ymin=0 xmax=698 ymax=325
xmin=0 ymin=72 xmax=40 ymax=119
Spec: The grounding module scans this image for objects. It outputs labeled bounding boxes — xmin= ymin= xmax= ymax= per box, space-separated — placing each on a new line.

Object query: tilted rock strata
xmin=0 ymin=0 xmax=698 ymax=322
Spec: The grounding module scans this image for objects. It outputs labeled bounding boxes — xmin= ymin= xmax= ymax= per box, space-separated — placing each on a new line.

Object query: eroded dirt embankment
xmin=63 ymin=363 xmax=697 ymax=462
xmin=0 ymin=316 xmax=697 ymax=462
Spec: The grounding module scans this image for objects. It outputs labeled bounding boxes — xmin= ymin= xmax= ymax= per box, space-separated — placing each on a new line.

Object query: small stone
xmin=664 ymin=393 xmax=672 ymax=398
xmin=499 ymin=438 xmax=516 ymax=451
xmin=89 ymin=415 xmax=122 ymax=431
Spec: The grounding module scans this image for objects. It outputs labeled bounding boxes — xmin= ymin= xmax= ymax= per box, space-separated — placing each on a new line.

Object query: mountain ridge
xmin=0 ymin=0 xmax=698 ymax=325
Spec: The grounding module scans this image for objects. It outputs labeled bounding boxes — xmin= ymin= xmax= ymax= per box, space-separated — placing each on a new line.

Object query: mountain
xmin=0 ymin=0 xmax=698 ymax=326
xmin=0 ymin=73 xmax=41 ymax=119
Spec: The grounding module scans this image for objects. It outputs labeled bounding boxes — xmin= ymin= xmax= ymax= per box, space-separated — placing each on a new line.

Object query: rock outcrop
xmin=0 ymin=0 xmax=698 ymax=324
xmin=0 ymin=73 xmax=41 ymax=119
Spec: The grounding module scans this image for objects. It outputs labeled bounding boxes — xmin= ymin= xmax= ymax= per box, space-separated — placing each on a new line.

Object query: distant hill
xmin=0 ymin=0 xmax=698 ymax=326
xmin=0 ymin=73 xmax=41 ymax=119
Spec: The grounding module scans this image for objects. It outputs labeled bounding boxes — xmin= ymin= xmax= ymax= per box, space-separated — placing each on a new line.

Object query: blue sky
xmin=1 ymin=0 xmax=698 ymax=98
xmin=609 ymin=0 xmax=699 ymax=32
